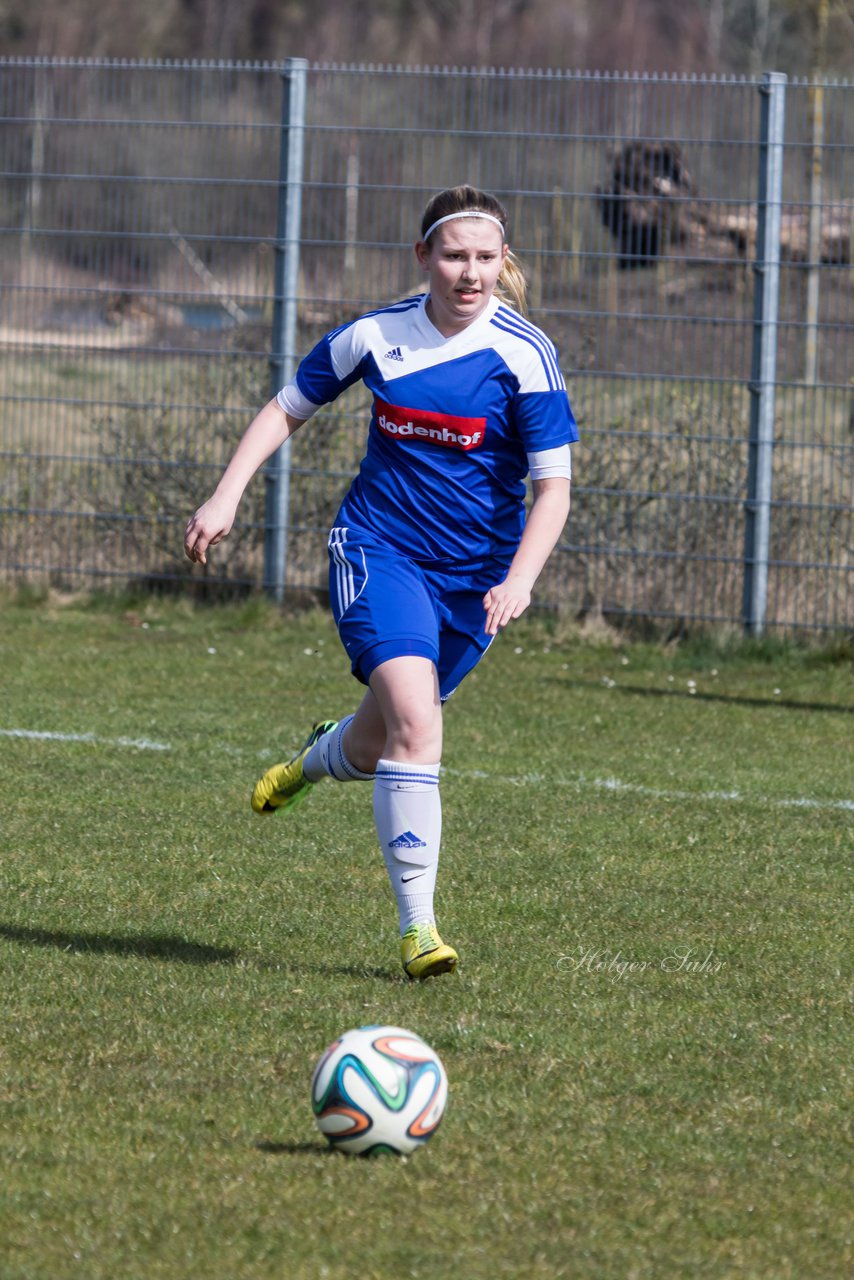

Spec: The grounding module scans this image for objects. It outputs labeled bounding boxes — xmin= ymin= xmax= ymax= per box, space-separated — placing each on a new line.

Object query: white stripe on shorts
xmin=329 ymin=526 xmax=352 ymax=611
xmin=328 ymin=527 xmax=368 ymax=617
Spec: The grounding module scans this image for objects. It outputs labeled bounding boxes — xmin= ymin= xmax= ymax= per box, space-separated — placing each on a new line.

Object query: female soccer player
xmin=184 ymin=185 xmax=577 ymax=980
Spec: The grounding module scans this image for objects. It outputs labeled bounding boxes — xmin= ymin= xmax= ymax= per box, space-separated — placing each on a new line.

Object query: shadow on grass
xmin=303 ymin=962 xmax=402 ymax=983
xmin=0 ymin=923 xmax=238 ymax=965
xmin=255 ymin=1140 xmax=336 ymax=1157
xmin=0 ymin=927 xmax=404 ymax=978
xmin=562 ymin=680 xmax=853 ymax=715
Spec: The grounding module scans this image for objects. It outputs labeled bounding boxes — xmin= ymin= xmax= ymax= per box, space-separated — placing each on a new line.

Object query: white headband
xmin=421 ymin=211 xmax=506 ymax=243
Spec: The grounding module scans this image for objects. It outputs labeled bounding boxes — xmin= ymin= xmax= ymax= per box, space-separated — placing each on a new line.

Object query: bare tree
xmin=0 ymin=0 xmax=852 ymax=75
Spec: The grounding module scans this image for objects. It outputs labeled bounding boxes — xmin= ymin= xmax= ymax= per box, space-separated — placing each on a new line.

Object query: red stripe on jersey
xmin=375 ymin=397 xmax=486 ymax=452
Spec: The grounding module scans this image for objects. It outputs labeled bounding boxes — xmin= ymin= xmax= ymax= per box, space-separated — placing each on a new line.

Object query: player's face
xmin=416 ymin=219 xmax=508 ymax=336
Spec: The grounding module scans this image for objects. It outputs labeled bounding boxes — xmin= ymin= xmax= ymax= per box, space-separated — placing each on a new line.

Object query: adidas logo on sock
xmin=389 ymin=830 xmax=426 ymax=849
xmin=383 ymin=346 xmax=404 ymax=362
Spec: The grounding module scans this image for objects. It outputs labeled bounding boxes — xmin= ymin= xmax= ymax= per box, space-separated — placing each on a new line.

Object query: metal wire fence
xmin=0 ymin=58 xmax=851 ymax=633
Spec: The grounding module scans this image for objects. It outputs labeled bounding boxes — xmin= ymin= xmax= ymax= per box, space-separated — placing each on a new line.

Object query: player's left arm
xmin=482 ymin=476 xmax=571 ymax=636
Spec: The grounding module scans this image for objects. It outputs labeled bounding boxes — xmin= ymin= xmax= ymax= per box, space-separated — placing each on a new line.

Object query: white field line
xmin=0 ymin=728 xmax=171 ymax=752
xmin=445 ymin=768 xmax=854 ymax=814
xmin=2 ymin=728 xmax=851 ymax=812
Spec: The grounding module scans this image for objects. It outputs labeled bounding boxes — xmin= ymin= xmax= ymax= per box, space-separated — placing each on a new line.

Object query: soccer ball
xmin=310 ymin=1025 xmax=448 ymax=1156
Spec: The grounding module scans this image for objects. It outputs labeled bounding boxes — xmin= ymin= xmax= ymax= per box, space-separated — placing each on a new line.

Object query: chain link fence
xmin=0 ymin=59 xmax=851 ymax=632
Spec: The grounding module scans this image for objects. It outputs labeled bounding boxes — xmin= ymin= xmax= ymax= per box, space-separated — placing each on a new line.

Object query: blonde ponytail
xmin=497 ymin=250 xmax=528 ymax=316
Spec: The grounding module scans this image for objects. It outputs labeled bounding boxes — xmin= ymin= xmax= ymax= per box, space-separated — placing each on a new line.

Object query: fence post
xmin=742 ymin=71 xmax=786 ymax=636
xmin=803 ymin=77 xmax=824 ymax=385
xmin=264 ymin=58 xmax=308 ymax=601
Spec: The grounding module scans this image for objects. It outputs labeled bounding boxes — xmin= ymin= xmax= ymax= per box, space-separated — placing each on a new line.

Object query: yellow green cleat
xmin=250 ymin=720 xmax=338 ymax=815
xmin=401 ymin=921 xmax=458 ymax=981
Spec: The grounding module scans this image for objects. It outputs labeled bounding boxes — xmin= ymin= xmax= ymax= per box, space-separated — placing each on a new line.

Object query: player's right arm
xmin=184 ymin=316 xmax=364 ymax=564
xmin=183 ymin=397 xmax=306 ymax=565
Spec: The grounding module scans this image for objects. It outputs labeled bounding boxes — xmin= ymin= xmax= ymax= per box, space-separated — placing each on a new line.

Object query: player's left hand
xmin=482 ymin=575 xmax=533 ymax=636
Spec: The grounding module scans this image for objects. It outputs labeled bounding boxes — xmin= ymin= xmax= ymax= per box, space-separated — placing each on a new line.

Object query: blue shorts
xmin=327 ymin=526 xmax=503 ymax=700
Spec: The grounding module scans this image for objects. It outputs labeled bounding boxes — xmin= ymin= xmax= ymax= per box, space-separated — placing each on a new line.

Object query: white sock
xmin=303 ymin=715 xmax=374 ymax=783
xmin=373 ymin=759 xmax=441 ymax=935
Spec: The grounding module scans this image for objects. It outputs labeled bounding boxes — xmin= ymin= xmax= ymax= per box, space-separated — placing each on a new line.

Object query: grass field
xmin=1 ymin=592 xmax=851 ymax=1280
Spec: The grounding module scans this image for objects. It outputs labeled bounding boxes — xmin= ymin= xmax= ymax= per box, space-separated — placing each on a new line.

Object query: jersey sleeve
xmin=514 ymin=333 xmax=578 ymax=450
xmin=292 ymin=319 xmax=372 ymax=407
xmin=514 ymin=386 xmax=578 ymax=452
xmin=490 ymin=310 xmax=579 ymax=452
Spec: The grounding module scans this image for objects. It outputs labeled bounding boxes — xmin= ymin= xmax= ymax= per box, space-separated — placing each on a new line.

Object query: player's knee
xmin=385 ymin=707 xmax=442 ymax=761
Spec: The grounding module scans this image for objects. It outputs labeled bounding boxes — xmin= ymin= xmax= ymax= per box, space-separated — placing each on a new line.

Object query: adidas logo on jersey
xmin=383 ymin=346 xmax=405 ymax=362
xmin=389 ymin=830 xmax=427 ymax=849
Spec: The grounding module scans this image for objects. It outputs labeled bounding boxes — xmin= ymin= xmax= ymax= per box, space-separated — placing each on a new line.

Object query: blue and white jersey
xmin=279 ymin=292 xmax=578 ymax=570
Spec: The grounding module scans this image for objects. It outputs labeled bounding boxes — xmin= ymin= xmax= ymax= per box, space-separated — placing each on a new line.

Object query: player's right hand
xmin=183 ymin=494 xmax=236 ymax=565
